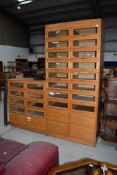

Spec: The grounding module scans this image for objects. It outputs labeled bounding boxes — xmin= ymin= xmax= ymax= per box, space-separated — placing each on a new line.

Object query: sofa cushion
xmin=3 ymin=142 xmax=59 ymax=175
xmin=0 ymin=160 xmax=5 ymax=174
xmin=0 ymin=138 xmax=27 ymax=164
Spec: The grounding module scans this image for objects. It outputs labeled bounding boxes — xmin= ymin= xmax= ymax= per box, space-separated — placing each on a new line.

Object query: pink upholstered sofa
xmin=0 ymin=137 xmax=59 ymax=175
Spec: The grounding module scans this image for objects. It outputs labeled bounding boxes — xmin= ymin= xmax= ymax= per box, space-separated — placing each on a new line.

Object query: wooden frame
xmin=48 ymin=158 xmax=117 ymax=175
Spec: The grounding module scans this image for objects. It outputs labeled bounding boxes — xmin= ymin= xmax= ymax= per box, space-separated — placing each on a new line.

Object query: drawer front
xmin=70 ymin=111 xmax=96 ymax=129
xmin=47 ymin=121 xmax=69 ymax=137
xmin=26 ymin=116 xmax=46 ymax=131
xmin=47 ymin=108 xmax=69 ymax=123
xmin=10 ymin=114 xmax=25 ymax=126
xmin=70 ymin=125 xmax=96 ymax=144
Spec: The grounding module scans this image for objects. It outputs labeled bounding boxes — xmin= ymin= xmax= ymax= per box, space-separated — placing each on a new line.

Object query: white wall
xmin=0 ymin=45 xmax=29 ymax=66
xmin=28 ymin=53 xmax=45 ymax=62
xmin=0 ymin=45 xmax=45 ymax=69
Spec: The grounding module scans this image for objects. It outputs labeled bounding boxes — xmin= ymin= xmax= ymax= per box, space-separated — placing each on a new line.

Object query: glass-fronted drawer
xmin=9 ymin=89 xmax=24 ymax=97
xmin=73 ymin=27 xmax=97 ymax=35
xmin=9 ymin=98 xmax=24 ymax=105
xmin=48 ymin=92 xmax=68 ymax=99
xmin=9 ymin=82 xmax=24 ymax=89
xmin=48 ymin=101 xmax=68 ymax=109
xmin=26 ymin=101 xmax=44 ymax=109
xmin=72 ymin=94 xmax=95 ymax=102
xmin=73 ymin=51 xmax=96 ymax=58
xmin=26 ymin=109 xmax=44 ymax=117
xmin=27 ymin=83 xmax=43 ymax=90
xmin=48 ymin=82 xmax=68 ymax=90
xmin=73 ymin=40 xmax=96 ymax=47
xmin=48 ymin=72 xmax=68 ymax=79
xmin=26 ymin=92 xmax=44 ymax=99
xmin=10 ymin=105 xmax=25 ymax=114
xmin=72 ymin=104 xmax=95 ymax=112
xmin=72 ymin=73 xmax=96 ymax=80
xmin=48 ymin=30 xmax=68 ymax=37
xmin=48 ymin=62 xmax=68 ymax=69
xmin=48 ymin=52 xmax=68 ymax=58
xmin=72 ymin=84 xmax=95 ymax=91
xmin=72 ymin=62 xmax=96 ymax=69
xmin=48 ymin=41 xmax=68 ymax=48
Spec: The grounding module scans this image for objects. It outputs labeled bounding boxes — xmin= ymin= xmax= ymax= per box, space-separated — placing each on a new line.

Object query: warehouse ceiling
xmin=0 ymin=0 xmax=117 ymax=31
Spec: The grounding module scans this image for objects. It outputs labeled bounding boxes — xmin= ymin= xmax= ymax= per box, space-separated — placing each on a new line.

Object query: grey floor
xmin=0 ymin=91 xmax=117 ymax=165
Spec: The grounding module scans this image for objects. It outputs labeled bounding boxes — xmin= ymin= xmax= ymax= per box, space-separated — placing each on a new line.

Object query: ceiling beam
xmin=16 ymin=0 xmax=87 ymax=17
xmin=102 ymin=11 xmax=117 ymax=17
xmin=0 ymin=0 xmax=18 ymax=7
xmin=100 ymin=0 xmax=117 ymax=5
xmin=86 ymin=0 xmax=101 ymax=18
xmin=18 ymin=5 xmax=90 ymax=20
xmin=27 ymin=14 xmax=93 ymax=26
xmin=22 ymin=8 xmax=92 ymax=25
xmin=0 ymin=0 xmax=38 ymax=7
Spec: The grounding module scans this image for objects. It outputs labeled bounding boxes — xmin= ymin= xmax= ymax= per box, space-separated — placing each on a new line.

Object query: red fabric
xmin=0 ymin=160 xmax=5 ymax=174
xmin=3 ymin=142 xmax=59 ymax=175
xmin=0 ymin=139 xmax=27 ymax=164
xmin=0 ymin=138 xmax=4 ymax=142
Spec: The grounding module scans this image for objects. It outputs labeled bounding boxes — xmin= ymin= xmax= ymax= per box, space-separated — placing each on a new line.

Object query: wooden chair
xmin=48 ymin=158 xmax=117 ymax=175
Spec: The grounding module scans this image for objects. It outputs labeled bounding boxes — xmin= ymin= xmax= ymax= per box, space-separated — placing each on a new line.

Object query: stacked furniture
xmin=102 ymin=77 xmax=117 ymax=142
xmin=45 ymin=18 xmax=102 ymax=146
xmin=9 ymin=18 xmax=102 ymax=146
xmin=8 ymin=79 xmax=46 ymax=134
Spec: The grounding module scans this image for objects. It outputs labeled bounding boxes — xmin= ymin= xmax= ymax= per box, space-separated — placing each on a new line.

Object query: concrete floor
xmin=0 ymin=92 xmax=117 ymax=165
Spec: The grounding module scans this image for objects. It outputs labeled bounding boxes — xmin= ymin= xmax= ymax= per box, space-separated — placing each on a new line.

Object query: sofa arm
xmin=0 ymin=160 xmax=5 ymax=174
xmin=4 ymin=142 xmax=59 ymax=175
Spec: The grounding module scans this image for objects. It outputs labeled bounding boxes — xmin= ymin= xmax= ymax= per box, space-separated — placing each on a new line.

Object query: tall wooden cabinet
xmin=45 ymin=19 xmax=102 ymax=145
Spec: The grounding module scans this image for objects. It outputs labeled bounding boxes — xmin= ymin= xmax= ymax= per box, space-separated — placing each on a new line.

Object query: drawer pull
xmin=27 ymin=116 xmax=31 ymax=122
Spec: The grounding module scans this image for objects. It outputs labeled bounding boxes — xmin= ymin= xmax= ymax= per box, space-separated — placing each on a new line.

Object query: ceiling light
xmin=17 ymin=0 xmax=24 ymax=2
xmin=17 ymin=5 xmax=21 ymax=9
xmin=19 ymin=0 xmax=32 ymax=5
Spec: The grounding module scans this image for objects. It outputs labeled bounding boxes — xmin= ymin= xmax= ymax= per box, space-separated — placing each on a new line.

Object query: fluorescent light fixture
xmin=17 ymin=0 xmax=24 ymax=2
xmin=17 ymin=5 xmax=21 ymax=9
xmin=20 ymin=0 xmax=32 ymax=5
xmin=17 ymin=0 xmax=32 ymax=4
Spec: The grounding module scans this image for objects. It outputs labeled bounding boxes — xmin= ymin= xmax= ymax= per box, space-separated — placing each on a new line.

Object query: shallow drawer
xmin=10 ymin=114 xmax=25 ymax=126
xmin=47 ymin=108 xmax=69 ymax=123
xmin=70 ymin=125 xmax=96 ymax=144
xmin=47 ymin=121 xmax=69 ymax=137
xmin=70 ymin=111 xmax=96 ymax=129
xmin=26 ymin=116 xmax=46 ymax=131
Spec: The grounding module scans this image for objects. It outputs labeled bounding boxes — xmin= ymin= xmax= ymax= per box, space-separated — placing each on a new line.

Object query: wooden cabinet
xmin=8 ymin=19 xmax=102 ymax=146
xmin=8 ymin=79 xmax=46 ymax=133
xmin=45 ymin=18 xmax=102 ymax=145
